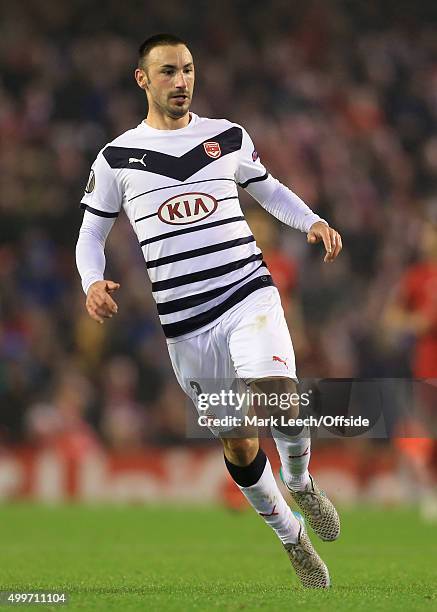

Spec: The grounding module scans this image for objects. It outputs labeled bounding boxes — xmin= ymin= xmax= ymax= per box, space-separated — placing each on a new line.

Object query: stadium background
xmin=1 ymin=0 xmax=436 ymax=510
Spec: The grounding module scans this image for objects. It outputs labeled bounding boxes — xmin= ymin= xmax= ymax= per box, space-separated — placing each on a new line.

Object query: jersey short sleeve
xmin=235 ymin=126 xmax=269 ymax=188
xmin=80 ymin=149 xmax=123 ymax=218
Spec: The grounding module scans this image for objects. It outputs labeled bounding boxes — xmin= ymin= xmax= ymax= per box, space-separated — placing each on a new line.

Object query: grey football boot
xmin=281 ymin=470 xmax=340 ymax=541
xmin=284 ymin=513 xmax=331 ymax=588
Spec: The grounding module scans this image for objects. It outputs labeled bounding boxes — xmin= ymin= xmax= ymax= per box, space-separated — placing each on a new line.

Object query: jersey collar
xmin=138 ymin=112 xmax=198 ymax=134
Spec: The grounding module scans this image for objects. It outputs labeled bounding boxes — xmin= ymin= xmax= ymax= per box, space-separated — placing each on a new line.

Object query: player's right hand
xmin=86 ymin=280 xmax=120 ymax=324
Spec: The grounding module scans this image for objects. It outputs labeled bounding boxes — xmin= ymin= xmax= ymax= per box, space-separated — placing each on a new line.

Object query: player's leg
xmin=222 ymin=428 xmax=330 ymax=588
xmin=228 ymin=286 xmax=340 ymax=542
xmin=221 ymin=432 xmax=302 ymax=545
xmin=167 ymin=328 xmax=298 ymax=543
xmin=251 ymin=376 xmax=340 ymax=542
xmin=167 ymin=324 xmax=329 ymax=587
xmin=220 ymin=431 xmax=330 ymax=588
xmin=250 ymin=376 xmax=311 ymax=491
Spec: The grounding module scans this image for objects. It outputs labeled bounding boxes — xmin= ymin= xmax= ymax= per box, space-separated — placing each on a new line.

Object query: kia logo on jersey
xmin=203 ymin=141 xmax=221 ymax=159
xmin=158 ymin=193 xmax=218 ymax=225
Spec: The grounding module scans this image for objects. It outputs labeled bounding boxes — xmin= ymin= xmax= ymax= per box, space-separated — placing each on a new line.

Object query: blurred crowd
xmin=1 ymin=0 xmax=436 ymax=450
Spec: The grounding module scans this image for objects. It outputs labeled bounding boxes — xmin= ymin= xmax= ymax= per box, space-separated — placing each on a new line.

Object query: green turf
xmin=0 ymin=504 xmax=436 ymax=611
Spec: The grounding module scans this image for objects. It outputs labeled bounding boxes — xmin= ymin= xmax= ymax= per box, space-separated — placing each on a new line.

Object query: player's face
xmin=143 ymin=45 xmax=194 ymax=119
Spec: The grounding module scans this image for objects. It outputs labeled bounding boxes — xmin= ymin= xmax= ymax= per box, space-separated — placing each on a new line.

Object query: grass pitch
xmin=0 ymin=504 xmax=436 ymax=611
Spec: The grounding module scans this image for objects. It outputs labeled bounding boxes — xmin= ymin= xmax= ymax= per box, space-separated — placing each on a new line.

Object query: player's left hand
xmin=307 ymin=221 xmax=343 ymax=263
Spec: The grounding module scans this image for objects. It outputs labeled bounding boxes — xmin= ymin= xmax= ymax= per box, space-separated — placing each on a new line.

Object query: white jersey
xmin=79 ymin=113 xmax=323 ymax=339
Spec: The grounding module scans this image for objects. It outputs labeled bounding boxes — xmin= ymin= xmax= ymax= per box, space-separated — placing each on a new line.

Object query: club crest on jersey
xmin=158 ymin=192 xmax=218 ymax=225
xmin=203 ymin=141 xmax=221 ymax=159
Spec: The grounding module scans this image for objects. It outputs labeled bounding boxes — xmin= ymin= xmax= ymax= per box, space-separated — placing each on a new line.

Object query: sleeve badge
xmin=85 ymin=169 xmax=95 ymax=194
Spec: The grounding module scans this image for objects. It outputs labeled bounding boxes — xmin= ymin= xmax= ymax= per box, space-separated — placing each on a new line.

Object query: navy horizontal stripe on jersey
xmin=152 ymin=253 xmax=263 ymax=292
xmin=162 ymin=274 xmax=274 ymax=338
xmin=146 ymin=235 xmax=255 ymax=269
xmin=103 ymin=127 xmax=242 ymax=182
xmin=80 ymin=203 xmax=119 ymax=218
xmin=156 ymin=262 xmax=267 ymax=315
xmin=129 ymin=177 xmax=237 ymax=203
xmin=139 ymin=216 xmax=245 ymax=246
xmin=238 ymin=171 xmax=269 ymax=189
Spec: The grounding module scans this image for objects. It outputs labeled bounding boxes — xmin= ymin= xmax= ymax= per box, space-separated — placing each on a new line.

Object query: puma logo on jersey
xmin=272 ymin=355 xmax=288 ymax=369
xmin=158 ymin=193 xmax=218 ymax=225
xmin=128 ymin=153 xmax=147 ymax=167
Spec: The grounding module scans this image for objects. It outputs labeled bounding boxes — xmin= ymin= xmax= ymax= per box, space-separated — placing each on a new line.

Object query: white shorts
xmin=167 ymin=286 xmax=297 ymax=434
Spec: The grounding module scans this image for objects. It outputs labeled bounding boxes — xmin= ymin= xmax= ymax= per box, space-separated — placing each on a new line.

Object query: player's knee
xmin=221 ymin=437 xmax=259 ymax=466
xmin=249 ymin=377 xmax=300 ymax=419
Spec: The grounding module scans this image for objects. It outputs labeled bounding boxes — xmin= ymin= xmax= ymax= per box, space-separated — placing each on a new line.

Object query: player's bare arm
xmin=86 ymin=280 xmax=120 ymax=324
xmin=307 ymin=221 xmax=343 ymax=263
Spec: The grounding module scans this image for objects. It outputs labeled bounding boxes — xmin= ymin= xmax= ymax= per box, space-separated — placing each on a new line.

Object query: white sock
xmin=271 ymin=425 xmax=311 ymax=491
xmin=238 ymin=458 xmax=300 ymax=544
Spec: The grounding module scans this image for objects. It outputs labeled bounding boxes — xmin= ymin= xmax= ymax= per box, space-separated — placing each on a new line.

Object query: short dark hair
xmin=138 ymin=33 xmax=189 ymax=69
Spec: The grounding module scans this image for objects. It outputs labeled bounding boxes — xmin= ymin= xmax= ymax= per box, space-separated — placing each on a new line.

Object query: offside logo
xmin=158 ymin=193 xmax=218 ymax=225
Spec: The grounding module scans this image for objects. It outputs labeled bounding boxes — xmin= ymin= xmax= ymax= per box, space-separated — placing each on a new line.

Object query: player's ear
xmin=135 ymin=68 xmax=148 ymax=91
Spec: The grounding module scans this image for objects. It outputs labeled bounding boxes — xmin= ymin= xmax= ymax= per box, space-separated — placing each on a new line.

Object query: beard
xmin=165 ymin=95 xmax=191 ymax=118
xmin=166 ymin=105 xmax=189 ymax=119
